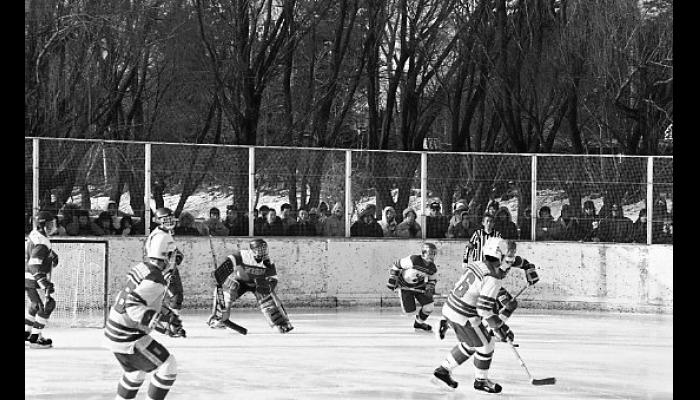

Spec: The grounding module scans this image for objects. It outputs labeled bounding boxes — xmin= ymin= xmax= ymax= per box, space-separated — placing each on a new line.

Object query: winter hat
xmin=332 ymin=202 xmax=344 ymax=213
xmin=403 ymin=208 xmax=417 ymax=219
xmin=358 ymin=204 xmax=377 ymax=219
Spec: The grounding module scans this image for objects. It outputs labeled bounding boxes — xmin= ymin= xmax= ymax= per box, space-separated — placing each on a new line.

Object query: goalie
xmin=104 ymin=229 xmax=185 ymax=400
xmin=208 ymin=239 xmax=293 ymax=334
xmin=386 ymin=243 xmax=439 ymax=332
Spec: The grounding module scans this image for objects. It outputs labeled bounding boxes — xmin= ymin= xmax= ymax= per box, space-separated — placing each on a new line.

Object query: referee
xmin=464 ymin=214 xmax=502 ymax=263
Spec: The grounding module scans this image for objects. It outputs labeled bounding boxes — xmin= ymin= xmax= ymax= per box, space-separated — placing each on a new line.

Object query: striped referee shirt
xmin=464 ymin=228 xmax=501 ymax=263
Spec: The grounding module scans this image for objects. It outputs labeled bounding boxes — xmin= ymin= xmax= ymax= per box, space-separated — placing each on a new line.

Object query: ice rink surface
xmin=25 ymin=308 xmax=672 ymax=400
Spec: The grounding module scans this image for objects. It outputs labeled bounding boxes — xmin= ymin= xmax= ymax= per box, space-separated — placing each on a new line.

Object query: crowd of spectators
xmin=27 ymin=196 xmax=673 ymax=245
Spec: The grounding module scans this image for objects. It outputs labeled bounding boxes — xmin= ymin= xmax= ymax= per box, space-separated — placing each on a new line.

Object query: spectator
xmin=173 ymin=211 xmax=201 ymax=236
xmin=59 ymin=203 xmax=81 ymax=231
xmin=652 ymin=197 xmax=669 ymax=243
xmin=579 ymin=200 xmax=601 ymax=242
xmin=350 ymin=204 xmax=383 ymax=237
xmin=223 ymin=206 xmax=238 ymax=234
xmin=517 ymin=207 xmax=532 ymax=240
xmin=598 ymin=202 xmax=633 ymax=243
xmin=66 ymin=210 xmax=104 ymax=236
xmin=379 ymin=206 xmax=399 ymax=237
xmin=205 ymin=207 xmax=229 ymax=236
xmin=227 ymin=208 xmax=249 ymax=236
xmin=445 ymin=210 xmax=473 ymax=239
xmin=322 ymin=202 xmax=345 ymax=236
xmin=131 ymin=209 xmax=158 ymax=235
xmin=96 ymin=211 xmax=118 ymax=235
xmin=309 ymin=207 xmax=323 ymax=234
xmin=254 ymin=205 xmax=270 ymax=236
xmin=658 ymin=215 xmax=673 ymax=244
xmin=260 ymin=209 xmax=285 ymax=236
xmin=291 ymin=209 xmax=317 ymax=236
xmin=117 ymin=215 xmax=136 ymax=236
xmin=631 ymin=208 xmax=648 ymax=243
xmin=447 ymin=200 xmax=469 ymax=230
xmin=464 ymin=214 xmax=502 ymax=262
xmin=485 ymin=201 xmax=499 ymax=217
xmin=425 ymin=201 xmax=449 ymax=239
xmin=280 ymin=203 xmax=297 ymax=235
xmin=535 ymin=206 xmax=560 ymax=241
xmin=42 ymin=189 xmax=64 ymax=217
xmin=396 ymin=208 xmax=422 ymax=238
xmin=494 ymin=206 xmax=519 ymax=239
xmin=319 ymin=202 xmax=330 ymax=220
xmin=555 ymin=204 xmax=583 ymax=241
xmin=41 ymin=211 xmax=67 ymax=236
xmin=106 ymin=200 xmax=123 ymax=228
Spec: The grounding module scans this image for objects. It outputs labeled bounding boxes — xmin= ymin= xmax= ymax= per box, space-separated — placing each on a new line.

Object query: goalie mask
xmin=146 ymin=233 xmax=177 ymax=271
xmin=421 ymin=242 xmax=438 ymax=263
xmin=249 ymin=238 xmax=269 ymax=262
xmin=154 ymin=207 xmax=178 ymax=232
xmin=36 ymin=211 xmax=58 ymax=236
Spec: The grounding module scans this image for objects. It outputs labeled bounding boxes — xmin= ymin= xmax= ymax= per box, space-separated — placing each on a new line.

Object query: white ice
xmin=25 ymin=308 xmax=672 ymax=400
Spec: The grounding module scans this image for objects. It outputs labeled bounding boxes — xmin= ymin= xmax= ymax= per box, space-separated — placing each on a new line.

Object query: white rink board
xmin=25 ymin=308 xmax=672 ymax=400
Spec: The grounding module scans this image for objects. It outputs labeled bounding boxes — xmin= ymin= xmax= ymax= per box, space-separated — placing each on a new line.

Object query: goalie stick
xmin=507 ymin=338 xmax=556 ymax=385
xmin=206 ymin=236 xmax=247 ymax=335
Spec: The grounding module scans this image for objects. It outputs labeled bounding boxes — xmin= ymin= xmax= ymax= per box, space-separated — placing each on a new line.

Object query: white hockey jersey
xmin=442 ymin=260 xmax=502 ymax=327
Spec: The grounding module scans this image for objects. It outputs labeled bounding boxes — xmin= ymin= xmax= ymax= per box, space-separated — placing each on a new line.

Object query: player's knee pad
xmin=41 ymin=296 xmax=56 ymax=317
xmin=475 ymin=337 xmax=495 ymax=354
xmin=420 ymin=302 xmax=434 ymax=315
xmin=28 ymin=300 xmax=41 ymax=316
xmin=124 ymin=369 xmax=147 ymax=384
xmin=156 ymin=355 xmax=178 ymax=379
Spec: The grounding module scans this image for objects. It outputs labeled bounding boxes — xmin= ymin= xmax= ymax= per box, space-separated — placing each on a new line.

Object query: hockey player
xmin=208 ymin=239 xmax=293 ymax=333
xmin=432 ymin=238 xmax=519 ymax=393
xmin=148 ymin=208 xmax=185 ymax=328
xmin=386 ymin=243 xmax=439 ymax=332
xmin=104 ymin=230 xmax=185 ymax=400
xmin=25 ymin=211 xmax=60 ymax=349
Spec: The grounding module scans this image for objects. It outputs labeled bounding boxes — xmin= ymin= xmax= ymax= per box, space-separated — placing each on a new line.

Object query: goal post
xmin=25 ymin=239 xmax=109 ymax=328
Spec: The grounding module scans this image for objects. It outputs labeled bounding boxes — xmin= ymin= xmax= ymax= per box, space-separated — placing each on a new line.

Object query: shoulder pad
xmin=28 ymin=230 xmax=51 ymax=249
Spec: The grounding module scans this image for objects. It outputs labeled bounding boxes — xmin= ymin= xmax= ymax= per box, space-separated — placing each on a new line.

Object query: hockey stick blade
xmin=532 ymin=377 xmax=556 ymax=386
xmin=223 ymin=320 xmax=248 ymax=335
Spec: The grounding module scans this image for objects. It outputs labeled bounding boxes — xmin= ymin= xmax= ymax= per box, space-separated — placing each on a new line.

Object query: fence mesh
xmin=25 ymin=138 xmax=672 ymax=244
xmin=151 ymin=143 xmax=248 ymax=235
xmin=351 ymin=151 xmax=421 ymax=237
xmin=254 ymin=148 xmax=345 ymax=236
xmin=536 ymin=155 xmax=648 ymax=243
xmin=25 ymin=139 xmax=33 ymax=233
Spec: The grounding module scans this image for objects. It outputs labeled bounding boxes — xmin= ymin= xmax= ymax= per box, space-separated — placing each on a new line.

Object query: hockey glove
xmin=268 ymin=277 xmax=278 ymax=292
xmin=493 ymin=323 xmax=515 ymax=343
xmin=262 ymin=258 xmax=274 ymax=268
xmin=387 ymin=275 xmax=398 ymax=291
xmin=425 ymin=282 xmax=436 ymax=297
xmin=49 ymin=251 xmax=59 ymax=268
xmin=175 ymin=249 xmax=184 ymax=266
xmin=524 ymin=265 xmax=539 ymax=286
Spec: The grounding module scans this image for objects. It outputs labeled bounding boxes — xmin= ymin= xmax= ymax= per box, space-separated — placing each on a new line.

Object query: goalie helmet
xmin=249 ymin=238 xmax=269 ymax=262
xmin=421 ymin=242 xmax=437 ymax=263
xmin=154 ymin=207 xmax=178 ymax=232
xmin=401 ymin=268 xmax=425 ymax=287
xmin=146 ymin=232 xmax=177 ymax=271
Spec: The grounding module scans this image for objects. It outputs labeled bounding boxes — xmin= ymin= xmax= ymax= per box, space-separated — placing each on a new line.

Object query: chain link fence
xmin=25 ymin=138 xmax=673 ymax=244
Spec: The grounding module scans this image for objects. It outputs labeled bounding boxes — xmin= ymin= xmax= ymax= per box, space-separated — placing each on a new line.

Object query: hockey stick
xmin=222 ymin=319 xmax=248 ymax=335
xmin=395 ymin=287 xmax=442 ymax=296
xmin=507 ymin=339 xmax=556 ymax=386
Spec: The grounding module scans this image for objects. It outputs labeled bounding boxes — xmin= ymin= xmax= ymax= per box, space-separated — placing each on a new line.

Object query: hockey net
xmin=25 ymin=239 xmax=108 ymax=328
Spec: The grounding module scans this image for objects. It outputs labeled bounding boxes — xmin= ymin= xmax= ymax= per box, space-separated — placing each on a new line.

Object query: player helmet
xmin=421 ymin=242 xmax=437 ymax=263
xmin=35 ymin=211 xmax=58 ymax=236
xmin=146 ymin=232 xmax=177 ymax=271
xmin=154 ymin=207 xmax=178 ymax=232
xmin=249 ymin=238 xmax=269 ymax=262
xmin=483 ymin=238 xmax=515 ymax=275
xmin=401 ymin=268 xmax=425 ymax=287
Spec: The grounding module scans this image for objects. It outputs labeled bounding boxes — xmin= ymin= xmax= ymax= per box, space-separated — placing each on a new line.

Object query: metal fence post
xmin=530 ymin=155 xmax=537 ymax=241
xmin=33 ymin=138 xmax=39 ymax=228
xmin=144 ymin=143 xmax=151 ymax=236
xmin=647 ymin=156 xmax=654 ymax=245
xmin=421 ymin=152 xmax=427 ymax=240
xmin=345 ymin=150 xmax=352 ymax=238
xmin=249 ymin=147 xmax=255 ymax=237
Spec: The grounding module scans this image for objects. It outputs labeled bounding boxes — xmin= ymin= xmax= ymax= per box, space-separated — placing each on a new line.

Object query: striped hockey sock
xmin=115 ymin=374 xmax=144 ymax=399
xmin=442 ymin=343 xmax=475 ymax=371
xmin=473 ymin=350 xmax=494 ymax=379
xmin=146 ymin=372 xmax=176 ymax=400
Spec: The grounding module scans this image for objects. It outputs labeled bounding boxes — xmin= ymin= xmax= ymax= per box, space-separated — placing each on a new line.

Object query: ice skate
xmin=25 ymin=331 xmax=31 ymax=344
xmin=28 ymin=333 xmax=53 ymax=349
xmin=431 ymin=366 xmax=458 ymax=389
xmin=277 ymin=323 xmax=294 ymax=334
xmin=414 ymin=320 xmax=432 ymax=332
xmin=207 ymin=316 xmax=226 ymax=329
xmin=474 ymin=378 xmax=502 ymax=393
xmin=436 ymin=318 xmax=449 ymax=340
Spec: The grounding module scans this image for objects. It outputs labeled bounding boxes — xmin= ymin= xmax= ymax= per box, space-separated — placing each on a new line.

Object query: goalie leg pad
xmin=256 ymin=292 xmax=291 ymax=329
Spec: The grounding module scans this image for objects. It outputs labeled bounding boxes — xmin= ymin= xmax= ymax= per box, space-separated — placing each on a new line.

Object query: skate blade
xmin=430 ymin=376 xmax=457 ymax=391
xmin=29 ymin=343 xmax=52 ymax=349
